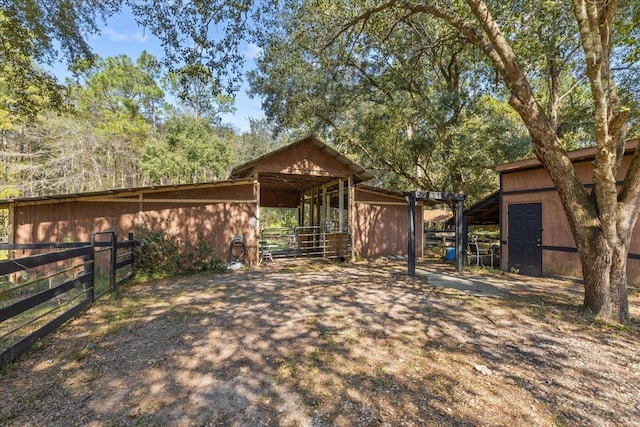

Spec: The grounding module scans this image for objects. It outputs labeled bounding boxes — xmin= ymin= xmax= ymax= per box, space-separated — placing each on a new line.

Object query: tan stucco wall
xmin=501 ymin=154 xmax=640 ymax=285
xmin=352 ymin=188 xmax=423 ymax=259
xmin=12 ymin=183 xmax=260 ymax=264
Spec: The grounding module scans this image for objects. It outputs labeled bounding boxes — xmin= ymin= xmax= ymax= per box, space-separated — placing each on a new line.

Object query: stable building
xmin=497 ymin=139 xmax=640 ymax=284
xmin=1 ymin=136 xmax=429 ymax=265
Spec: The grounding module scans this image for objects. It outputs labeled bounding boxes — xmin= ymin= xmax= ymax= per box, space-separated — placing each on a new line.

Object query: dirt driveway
xmin=1 ymin=260 xmax=639 ymax=426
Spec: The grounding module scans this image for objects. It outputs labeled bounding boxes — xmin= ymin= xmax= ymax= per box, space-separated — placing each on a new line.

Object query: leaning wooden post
xmin=407 ymin=191 xmax=416 ymax=277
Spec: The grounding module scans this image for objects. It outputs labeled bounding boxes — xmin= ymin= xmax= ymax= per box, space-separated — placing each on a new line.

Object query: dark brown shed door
xmin=508 ymin=203 xmax=542 ymax=276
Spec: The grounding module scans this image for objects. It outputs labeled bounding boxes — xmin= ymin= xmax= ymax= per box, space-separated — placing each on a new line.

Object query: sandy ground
xmin=1 ymin=259 xmax=639 ymax=426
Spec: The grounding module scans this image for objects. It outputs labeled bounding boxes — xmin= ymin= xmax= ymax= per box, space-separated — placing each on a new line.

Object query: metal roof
xmin=0 ymin=179 xmax=256 ymax=207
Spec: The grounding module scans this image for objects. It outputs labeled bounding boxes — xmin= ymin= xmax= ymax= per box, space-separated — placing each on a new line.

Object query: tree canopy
xmin=248 ymin=2 xmax=533 ymax=203
xmin=1 ymin=0 xmax=639 ymax=321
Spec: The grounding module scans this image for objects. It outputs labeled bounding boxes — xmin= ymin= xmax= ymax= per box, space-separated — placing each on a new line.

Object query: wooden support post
xmin=110 ymin=232 xmax=116 ymax=291
xmin=326 ymin=191 xmax=330 ymax=226
xmin=138 ymin=194 xmax=144 ymax=227
xmin=407 ymin=192 xmax=416 ymax=277
xmin=409 ymin=190 xmax=465 ymax=275
xmin=455 ymin=199 xmax=464 ymax=272
xmin=298 ymin=197 xmax=303 ymax=227
xmin=316 ymin=187 xmax=321 ymax=226
xmin=322 ymin=185 xmax=328 ymax=227
xmin=255 ymin=181 xmax=261 ymax=265
xmin=309 ymin=188 xmax=316 ymax=227
xmin=8 ymin=202 xmax=15 ymax=245
xmin=338 ymin=179 xmax=344 ymax=232
xmin=348 ymin=177 xmax=355 ymax=261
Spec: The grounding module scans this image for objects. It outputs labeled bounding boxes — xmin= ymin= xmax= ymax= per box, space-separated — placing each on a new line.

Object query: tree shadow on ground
xmin=1 ymin=259 xmax=639 ymax=426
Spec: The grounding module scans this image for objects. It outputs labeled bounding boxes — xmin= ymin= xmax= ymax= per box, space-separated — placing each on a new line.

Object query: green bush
xmin=181 ymin=230 xmax=226 ymax=273
xmin=134 ymin=226 xmax=225 ymax=278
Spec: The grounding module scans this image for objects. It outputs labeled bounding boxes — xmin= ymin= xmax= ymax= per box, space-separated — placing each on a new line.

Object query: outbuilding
xmin=1 ymin=136 xmax=433 ymax=265
xmin=496 ymin=139 xmax=640 ymax=284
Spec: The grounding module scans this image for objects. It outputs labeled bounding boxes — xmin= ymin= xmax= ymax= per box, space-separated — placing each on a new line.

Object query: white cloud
xmin=103 ymin=28 xmax=149 ymax=43
xmin=244 ymin=43 xmax=263 ymax=60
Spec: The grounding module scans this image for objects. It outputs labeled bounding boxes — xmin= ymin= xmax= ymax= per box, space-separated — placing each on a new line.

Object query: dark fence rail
xmin=0 ymin=231 xmax=137 ymax=367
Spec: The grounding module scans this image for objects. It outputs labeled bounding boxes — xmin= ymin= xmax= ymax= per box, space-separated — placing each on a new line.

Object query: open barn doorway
xmin=257 ymin=181 xmax=352 ymax=263
xmin=230 ymin=136 xmax=372 ymax=264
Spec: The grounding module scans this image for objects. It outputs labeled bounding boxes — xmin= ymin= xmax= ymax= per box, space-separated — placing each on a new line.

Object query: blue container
xmin=445 ymin=247 xmax=456 ymax=261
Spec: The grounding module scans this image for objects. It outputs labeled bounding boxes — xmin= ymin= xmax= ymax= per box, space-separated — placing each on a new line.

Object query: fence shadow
xmin=0 ymin=231 xmax=136 ymax=366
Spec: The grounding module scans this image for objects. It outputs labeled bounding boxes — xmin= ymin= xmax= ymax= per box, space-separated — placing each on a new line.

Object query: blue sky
xmin=49 ymin=9 xmax=264 ymax=132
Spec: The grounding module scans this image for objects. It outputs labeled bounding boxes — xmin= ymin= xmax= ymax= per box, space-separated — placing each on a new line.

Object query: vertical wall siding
xmin=352 ymin=189 xmax=423 ymax=259
xmin=501 ymin=154 xmax=640 ymax=284
xmin=12 ymin=183 xmax=259 ymax=264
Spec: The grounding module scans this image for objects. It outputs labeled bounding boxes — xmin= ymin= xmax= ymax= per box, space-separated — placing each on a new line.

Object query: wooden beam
xmin=2 ymin=179 xmax=258 ymax=207
xmin=355 ymin=200 xmax=408 ymax=206
xmin=407 ymin=192 xmax=416 ymax=276
xmin=414 ymin=190 xmax=465 ymax=202
xmin=82 ymin=198 xmax=259 ymax=204
xmin=356 ymin=186 xmax=405 ymax=200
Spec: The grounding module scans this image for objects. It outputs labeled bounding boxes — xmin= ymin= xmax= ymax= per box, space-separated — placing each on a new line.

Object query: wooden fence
xmin=0 ymin=231 xmax=137 ymax=367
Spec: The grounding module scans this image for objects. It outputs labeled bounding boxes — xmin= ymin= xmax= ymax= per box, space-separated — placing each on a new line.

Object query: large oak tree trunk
xmin=462 ymin=0 xmax=639 ymax=322
xmin=391 ymin=1 xmax=638 ymax=321
xmin=577 ymin=228 xmax=630 ymax=321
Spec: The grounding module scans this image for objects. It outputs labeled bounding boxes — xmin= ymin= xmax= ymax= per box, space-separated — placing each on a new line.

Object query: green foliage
xmin=0 ymin=2 xmax=118 ymax=117
xmin=69 ymin=52 xmax=165 ymax=138
xmin=249 ymin=3 xmax=531 ymax=202
xmin=260 ymin=208 xmax=298 ymax=229
xmin=0 ymin=187 xmax=20 ymax=199
xmin=164 ymin=64 xmax=236 ymax=123
xmin=0 ymin=1 xmax=118 ymax=65
xmin=134 ymin=224 xmax=225 ymax=279
xmin=1 ymin=49 xmax=242 ymax=198
xmin=1 ymin=52 xmax=168 ymax=198
xmin=189 ymin=231 xmax=226 ymax=272
xmin=129 ymin=0 xmax=263 ymax=95
xmin=141 ymin=115 xmax=231 ymax=184
xmin=134 ymin=227 xmax=181 ymax=277
xmin=0 ymin=12 xmax=70 ymax=129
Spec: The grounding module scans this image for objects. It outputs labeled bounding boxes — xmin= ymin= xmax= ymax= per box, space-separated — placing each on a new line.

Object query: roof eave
xmin=495 ymin=138 xmax=639 ymax=173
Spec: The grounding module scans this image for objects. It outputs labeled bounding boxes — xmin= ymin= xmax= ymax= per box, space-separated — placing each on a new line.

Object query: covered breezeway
xmin=229 ymin=136 xmax=375 ymax=263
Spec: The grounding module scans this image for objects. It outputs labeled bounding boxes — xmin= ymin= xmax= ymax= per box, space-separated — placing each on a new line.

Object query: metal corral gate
xmin=0 ymin=231 xmax=137 ymax=367
xmin=259 ymin=225 xmax=351 ymax=262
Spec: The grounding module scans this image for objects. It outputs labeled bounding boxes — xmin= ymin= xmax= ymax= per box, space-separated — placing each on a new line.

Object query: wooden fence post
xmin=110 ymin=232 xmax=116 ymax=291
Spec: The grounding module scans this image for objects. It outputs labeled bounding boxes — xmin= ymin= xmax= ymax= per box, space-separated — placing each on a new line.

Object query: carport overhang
xmin=445 ymin=191 xmax=499 ymax=227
